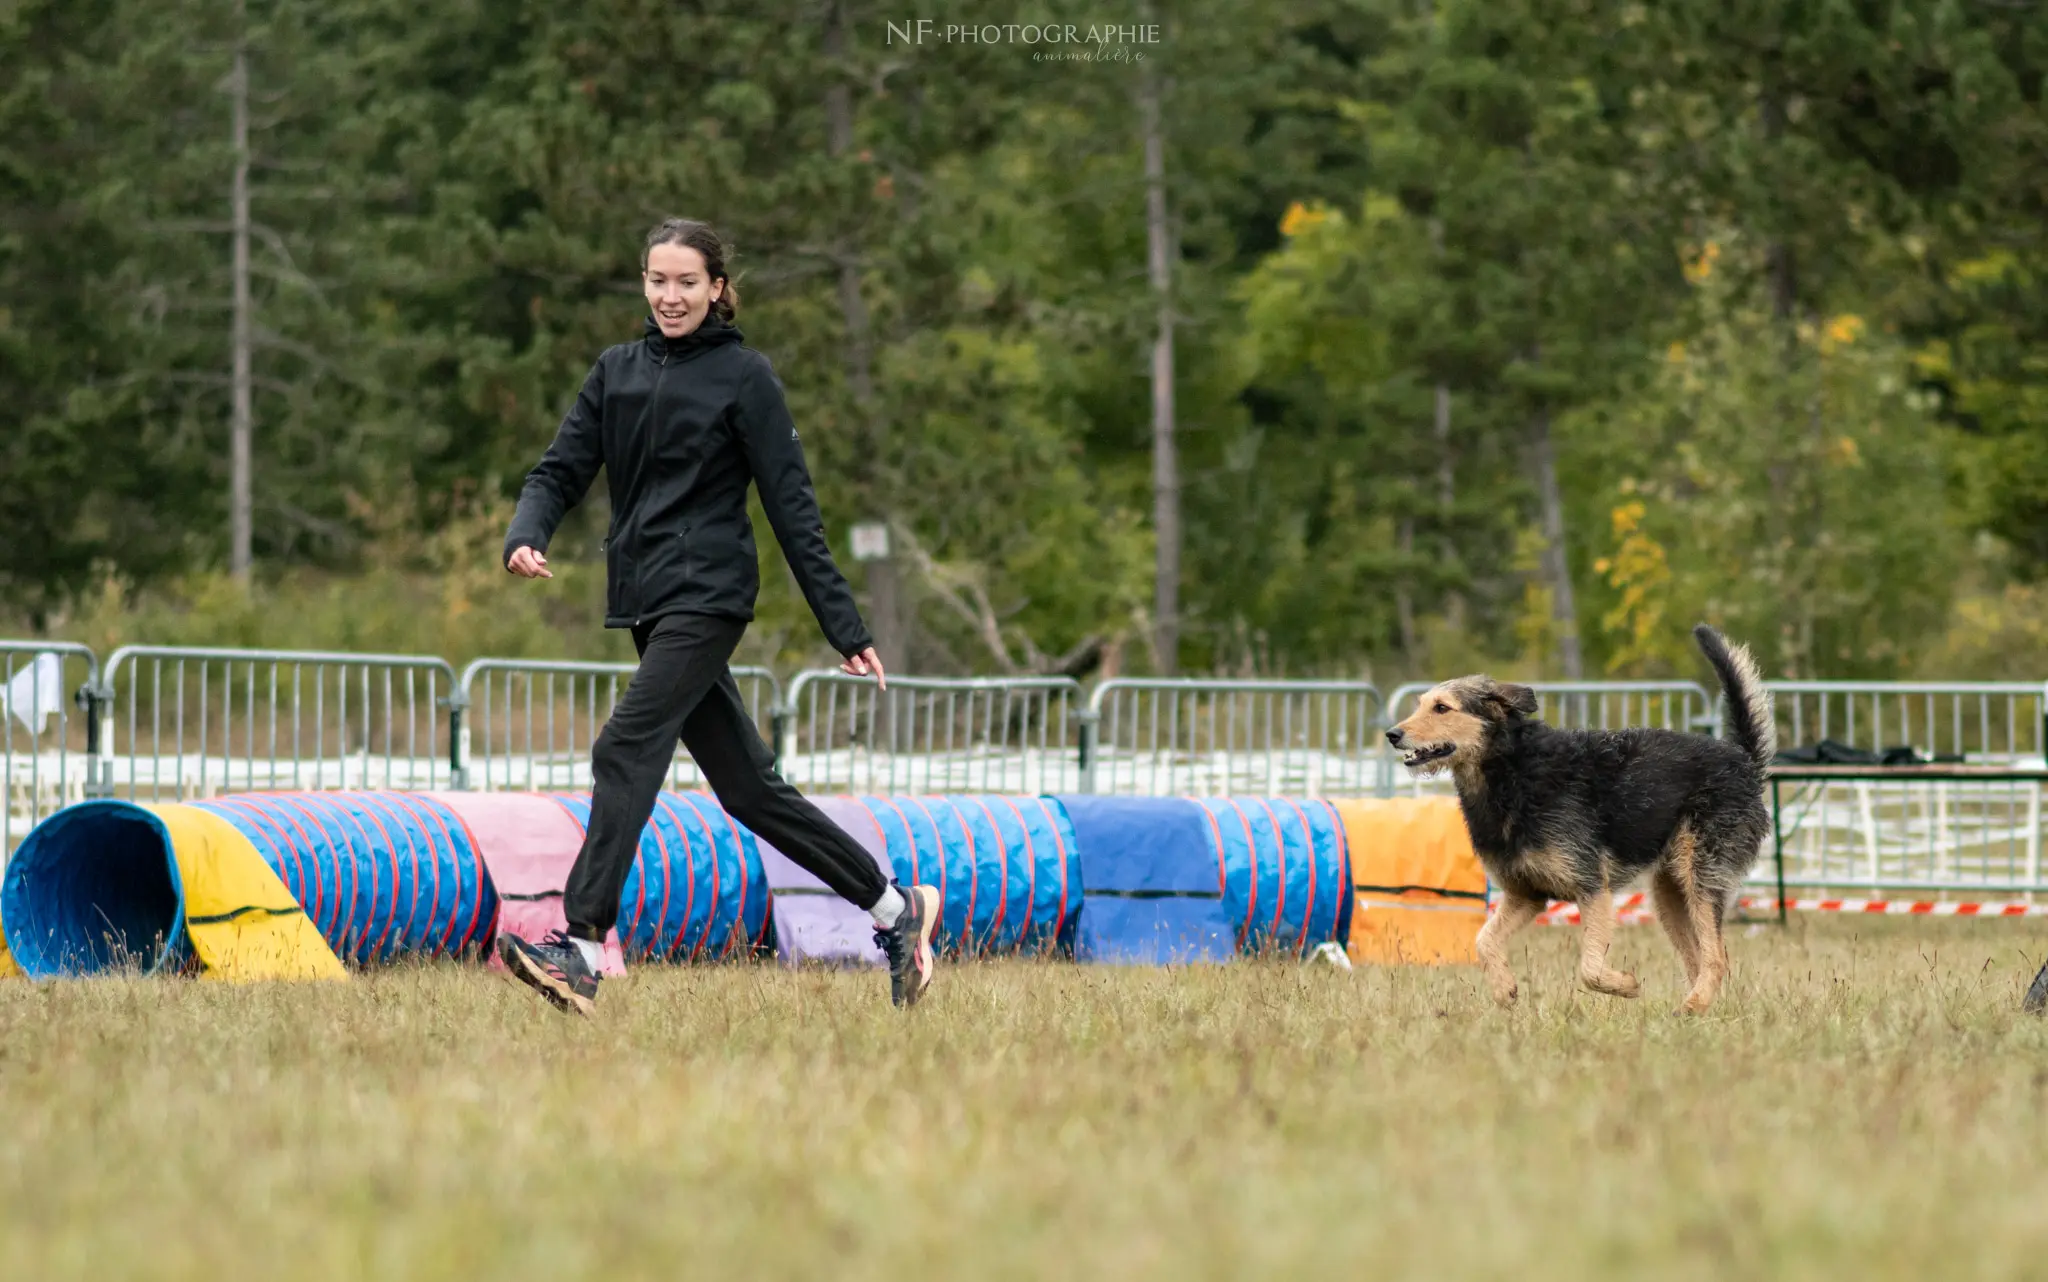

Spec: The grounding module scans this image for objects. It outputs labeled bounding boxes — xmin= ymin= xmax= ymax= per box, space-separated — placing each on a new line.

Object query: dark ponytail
xmin=642 ymin=217 xmax=739 ymax=322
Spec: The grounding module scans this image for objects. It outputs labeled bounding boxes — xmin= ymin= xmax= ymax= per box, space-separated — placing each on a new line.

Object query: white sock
xmin=870 ymin=885 xmax=906 ymax=929
xmin=571 ymin=936 xmax=606 ymax=972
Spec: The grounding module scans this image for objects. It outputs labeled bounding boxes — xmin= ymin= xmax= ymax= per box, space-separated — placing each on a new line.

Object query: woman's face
xmin=642 ymin=242 xmax=726 ymax=338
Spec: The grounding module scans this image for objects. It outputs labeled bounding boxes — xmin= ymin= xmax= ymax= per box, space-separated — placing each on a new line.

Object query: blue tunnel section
xmin=1053 ymin=796 xmax=1352 ymax=963
xmin=192 ymin=793 xmax=497 ymax=965
xmin=547 ymin=791 xmax=772 ymax=960
xmin=1 ymin=800 xmax=189 ymax=979
xmin=855 ymin=795 xmax=1081 ymax=956
xmin=1056 ymin=795 xmax=1235 ymax=964
xmin=1196 ymin=797 xmax=1352 ymax=955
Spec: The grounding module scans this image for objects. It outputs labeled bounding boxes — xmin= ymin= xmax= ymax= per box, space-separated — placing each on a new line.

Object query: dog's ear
xmin=1484 ymin=682 xmax=1539 ymax=719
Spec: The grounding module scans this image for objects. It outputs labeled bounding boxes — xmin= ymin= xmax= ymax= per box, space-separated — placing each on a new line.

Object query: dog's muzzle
xmin=1385 ymin=728 xmax=1454 ymax=770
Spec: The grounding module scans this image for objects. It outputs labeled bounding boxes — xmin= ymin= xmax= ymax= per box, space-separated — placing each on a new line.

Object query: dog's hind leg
xmin=1475 ymin=891 xmax=1542 ymax=1007
xmin=1679 ymin=878 xmax=1730 ymax=1014
xmin=1575 ymin=888 xmax=1641 ymax=999
xmin=1650 ymin=865 xmax=1701 ymax=986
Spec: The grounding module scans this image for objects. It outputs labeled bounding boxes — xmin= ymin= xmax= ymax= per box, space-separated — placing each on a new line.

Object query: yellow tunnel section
xmin=1 ymin=800 xmax=345 ymax=983
xmin=1329 ymin=797 xmax=1488 ymax=966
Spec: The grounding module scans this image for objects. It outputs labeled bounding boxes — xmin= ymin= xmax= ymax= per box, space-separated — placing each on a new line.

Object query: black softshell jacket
xmin=503 ymin=316 xmax=873 ymax=657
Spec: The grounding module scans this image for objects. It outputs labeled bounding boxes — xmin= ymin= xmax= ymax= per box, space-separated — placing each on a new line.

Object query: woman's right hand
xmin=507 ymin=546 xmax=553 ymax=579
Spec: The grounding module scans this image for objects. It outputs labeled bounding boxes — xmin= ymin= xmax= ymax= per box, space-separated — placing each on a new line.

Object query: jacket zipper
xmin=633 ymin=346 xmax=671 ymax=626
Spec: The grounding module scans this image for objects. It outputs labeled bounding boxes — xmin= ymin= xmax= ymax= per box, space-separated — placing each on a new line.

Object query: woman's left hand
xmin=840 ymin=646 xmax=887 ymax=690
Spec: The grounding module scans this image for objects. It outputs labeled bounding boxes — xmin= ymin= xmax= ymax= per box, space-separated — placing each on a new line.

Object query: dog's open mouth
xmin=1400 ymin=743 xmax=1456 ymax=770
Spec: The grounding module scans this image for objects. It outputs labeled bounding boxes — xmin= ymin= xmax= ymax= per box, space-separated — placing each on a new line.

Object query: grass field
xmin=7 ymin=918 xmax=2048 ymax=1280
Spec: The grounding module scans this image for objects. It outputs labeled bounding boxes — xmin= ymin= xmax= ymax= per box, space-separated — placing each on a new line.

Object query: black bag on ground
xmin=1771 ymin=740 xmax=1961 ymax=767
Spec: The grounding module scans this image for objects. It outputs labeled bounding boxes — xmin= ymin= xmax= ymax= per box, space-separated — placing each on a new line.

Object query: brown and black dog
xmin=1384 ymin=625 xmax=1774 ymax=1013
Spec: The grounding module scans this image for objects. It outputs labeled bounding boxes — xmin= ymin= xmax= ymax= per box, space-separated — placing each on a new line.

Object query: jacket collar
xmin=642 ymin=314 xmax=744 ymax=359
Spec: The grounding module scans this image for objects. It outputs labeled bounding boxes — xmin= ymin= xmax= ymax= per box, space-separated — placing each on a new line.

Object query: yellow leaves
xmin=1681 ymin=240 xmax=1721 ymax=284
xmin=1280 ymin=200 xmax=1330 ymax=238
xmin=1828 ymin=435 xmax=1861 ymax=467
xmin=1665 ymin=341 xmax=1686 ymax=365
xmin=1819 ymin=313 xmax=1864 ymax=354
xmin=1597 ymin=498 xmax=1680 ymax=675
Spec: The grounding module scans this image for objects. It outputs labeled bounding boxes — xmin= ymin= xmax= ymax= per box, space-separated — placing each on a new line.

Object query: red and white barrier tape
xmin=1527 ymin=894 xmax=2048 ymax=925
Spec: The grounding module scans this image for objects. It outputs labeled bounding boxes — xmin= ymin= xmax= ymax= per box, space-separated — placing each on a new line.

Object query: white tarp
xmin=1 ymin=653 xmax=65 ymax=736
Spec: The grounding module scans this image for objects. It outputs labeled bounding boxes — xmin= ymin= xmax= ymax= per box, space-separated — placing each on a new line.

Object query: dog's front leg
xmin=1575 ymin=888 xmax=1641 ymax=998
xmin=1475 ymin=892 xmax=1541 ymax=1006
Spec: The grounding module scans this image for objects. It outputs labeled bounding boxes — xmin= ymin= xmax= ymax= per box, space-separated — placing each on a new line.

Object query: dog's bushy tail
xmin=1694 ymin=624 xmax=1776 ymax=769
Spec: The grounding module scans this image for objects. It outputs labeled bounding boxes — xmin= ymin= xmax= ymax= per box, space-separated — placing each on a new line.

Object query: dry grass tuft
xmin=5 ymin=918 xmax=2048 ymax=1280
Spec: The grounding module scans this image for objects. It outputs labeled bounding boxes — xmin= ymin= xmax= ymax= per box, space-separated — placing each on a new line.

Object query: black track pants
xmin=561 ymin=612 xmax=889 ymax=941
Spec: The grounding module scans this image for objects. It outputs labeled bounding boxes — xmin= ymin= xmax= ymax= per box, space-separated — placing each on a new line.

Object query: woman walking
xmin=495 ymin=217 xmax=939 ymax=1016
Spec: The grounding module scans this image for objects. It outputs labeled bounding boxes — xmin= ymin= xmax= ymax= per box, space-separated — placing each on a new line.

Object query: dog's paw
xmin=1580 ymin=969 xmax=1639 ymax=999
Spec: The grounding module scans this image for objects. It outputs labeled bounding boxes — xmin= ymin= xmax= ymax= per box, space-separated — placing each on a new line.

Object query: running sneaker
xmin=873 ymin=883 xmax=941 ymax=1008
xmin=498 ymin=929 xmax=601 ymax=1017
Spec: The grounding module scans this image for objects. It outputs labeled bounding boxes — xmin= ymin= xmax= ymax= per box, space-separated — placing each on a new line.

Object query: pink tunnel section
xmin=423 ymin=792 xmax=626 ymax=977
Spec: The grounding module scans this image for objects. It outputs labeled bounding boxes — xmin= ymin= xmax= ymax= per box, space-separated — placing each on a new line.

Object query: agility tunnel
xmin=1057 ymin=796 xmax=1355 ymax=963
xmin=547 ymin=791 xmax=772 ymax=962
xmin=0 ymin=791 xmax=1415 ymax=981
xmin=762 ymin=796 xmax=1082 ymax=965
xmin=1334 ymin=796 xmax=1487 ymax=966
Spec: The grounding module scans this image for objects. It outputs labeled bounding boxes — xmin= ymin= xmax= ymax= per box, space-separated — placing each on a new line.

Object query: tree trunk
xmin=1762 ymin=69 xmax=1818 ymax=671
xmin=823 ymin=0 xmax=906 ymax=675
xmin=1434 ymin=381 xmax=1461 ymax=629
xmin=1760 ymin=80 xmax=1797 ymax=324
xmin=1428 ymin=217 xmax=1461 ymax=630
xmin=1395 ymin=517 xmax=1417 ymax=660
xmin=229 ymin=13 xmax=252 ymax=581
xmin=1141 ymin=51 xmax=1178 ymax=675
xmin=1530 ymin=402 xmax=1583 ymax=679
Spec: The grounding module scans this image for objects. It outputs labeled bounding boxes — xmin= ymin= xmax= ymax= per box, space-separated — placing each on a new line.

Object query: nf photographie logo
xmin=885 ymin=19 xmax=1162 ymax=61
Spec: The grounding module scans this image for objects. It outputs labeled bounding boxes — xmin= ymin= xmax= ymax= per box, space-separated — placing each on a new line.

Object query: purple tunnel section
xmin=756 ymin=796 xmax=893 ymax=966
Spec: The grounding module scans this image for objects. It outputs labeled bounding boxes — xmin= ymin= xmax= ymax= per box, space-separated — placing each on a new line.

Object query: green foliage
xmin=6 ymin=0 xmax=2048 ymax=680
xmin=1575 ymin=237 xmax=1960 ymax=678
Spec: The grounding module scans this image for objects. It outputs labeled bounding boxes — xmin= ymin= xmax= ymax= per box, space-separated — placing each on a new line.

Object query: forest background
xmin=6 ymin=0 xmax=2048 ymax=686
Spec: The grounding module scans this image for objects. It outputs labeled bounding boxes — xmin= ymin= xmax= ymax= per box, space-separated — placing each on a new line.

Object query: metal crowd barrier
xmin=453 ymin=658 xmax=780 ymax=791
xmin=11 ymin=627 xmax=2048 ymax=901
xmin=89 ymin=645 xmax=460 ymax=802
xmin=1757 ymin=682 xmax=2048 ymax=896
xmin=1078 ymin=678 xmax=1384 ymax=797
xmin=777 ymin=670 xmax=1081 ymax=795
xmin=2 ymin=642 xmax=100 ymax=857
xmin=1770 ymin=768 xmax=2045 ymax=896
xmin=1758 ymin=681 xmax=2045 ymax=763
xmin=1378 ymin=680 xmax=1717 ymax=798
